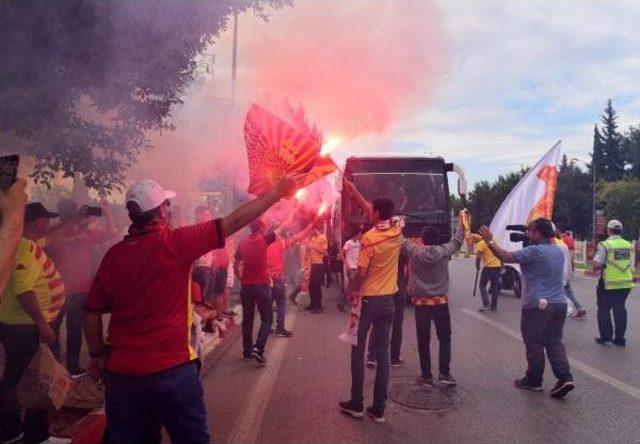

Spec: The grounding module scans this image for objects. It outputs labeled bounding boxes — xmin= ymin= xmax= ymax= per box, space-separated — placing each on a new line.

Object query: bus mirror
xmin=452 ymin=163 xmax=467 ymax=196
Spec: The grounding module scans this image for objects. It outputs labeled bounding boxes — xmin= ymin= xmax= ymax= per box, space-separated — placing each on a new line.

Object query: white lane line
xmin=461 ymin=308 xmax=640 ymax=401
xmin=229 ymin=308 xmax=298 ymax=443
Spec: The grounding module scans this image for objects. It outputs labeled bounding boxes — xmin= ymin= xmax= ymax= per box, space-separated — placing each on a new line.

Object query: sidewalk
xmin=0 ymin=301 xmax=242 ymax=442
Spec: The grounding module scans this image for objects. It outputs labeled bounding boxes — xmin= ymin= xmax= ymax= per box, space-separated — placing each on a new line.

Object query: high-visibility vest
xmin=601 ymin=237 xmax=634 ymax=290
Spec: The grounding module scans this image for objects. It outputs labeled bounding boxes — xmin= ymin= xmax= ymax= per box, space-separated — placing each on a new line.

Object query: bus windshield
xmin=351 ymin=172 xmax=447 ymax=223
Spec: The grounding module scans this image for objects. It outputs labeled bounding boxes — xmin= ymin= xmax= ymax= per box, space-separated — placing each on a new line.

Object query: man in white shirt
xmin=340 ymin=229 xmax=362 ymax=311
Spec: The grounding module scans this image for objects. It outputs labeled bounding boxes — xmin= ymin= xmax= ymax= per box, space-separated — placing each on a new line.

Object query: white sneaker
xmin=38 ymin=436 xmax=72 ymax=444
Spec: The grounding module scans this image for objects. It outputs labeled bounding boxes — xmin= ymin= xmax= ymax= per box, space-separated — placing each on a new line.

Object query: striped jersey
xmin=0 ymin=238 xmax=66 ymax=324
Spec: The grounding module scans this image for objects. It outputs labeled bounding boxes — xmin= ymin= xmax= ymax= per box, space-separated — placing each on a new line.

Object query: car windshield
xmin=351 ymin=172 xmax=447 ymax=223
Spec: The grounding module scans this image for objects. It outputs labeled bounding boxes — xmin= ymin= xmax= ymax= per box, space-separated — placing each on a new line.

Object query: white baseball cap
xmin=126 ymin=179 xmax=177 ymax=212
xmin=607 ymin=219 xmax=623 ymax=230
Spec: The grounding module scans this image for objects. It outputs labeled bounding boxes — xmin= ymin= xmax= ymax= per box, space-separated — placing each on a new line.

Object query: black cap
xmin=25 ymin=202 xmax=59 ymax=223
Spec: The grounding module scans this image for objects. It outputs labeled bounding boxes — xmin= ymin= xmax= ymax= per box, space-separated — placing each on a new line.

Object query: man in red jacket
xmin=84 ymin=177 xmax=294 ymax=443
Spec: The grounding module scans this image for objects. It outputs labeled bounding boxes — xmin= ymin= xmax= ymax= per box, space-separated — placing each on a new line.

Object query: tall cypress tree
xmin=590 ymin=124 xmax=606 ymax=180
xmin=600 ymin=99 xmax=625 ymax=181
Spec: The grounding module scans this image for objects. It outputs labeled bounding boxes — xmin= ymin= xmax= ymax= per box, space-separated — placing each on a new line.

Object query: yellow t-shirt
xmin=476 ymin=240 xmax=501 ymax=268
xmin=307 ymin=234 xmax=328 ymax=265
xmin=0 ymin=238 xmax=66 ymax=324
xmin=358 ymin=225 xmax=402 ymax=297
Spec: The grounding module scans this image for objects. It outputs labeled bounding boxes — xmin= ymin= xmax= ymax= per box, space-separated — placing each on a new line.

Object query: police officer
xmin=593 ymin=220 xmax=635 ymax=347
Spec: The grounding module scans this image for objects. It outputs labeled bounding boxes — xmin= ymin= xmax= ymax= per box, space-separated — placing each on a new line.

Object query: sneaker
xmin=1 ymin=432 xmax=24 ymax=444
xmin=613 ymin=338 xmax=626 ymax=347
xmin=514 ymin=376 xmax=543 ymax=392
xmin=68 ymin=368 xmax=87 ymax=380
xmin=366 ymin=406 xmax=386 ymax=424
xmin=572 ymin=309 xmax=587 ymax=320
xmin=303 ymin=305 xmax=313 ymax=311
xmin=337 ymin=303 xmax=347 ymax=313
xmin=549 ymin=380 xmax=575 ymax=398
xmin=289 ymin=294 xmax=298 ymax=304
xmin=438 ymin=373 xmax=457 ymax=386
xmin=243 ymin=351 xmax=253 ymax=361
xmin=478 ymin=306 xmax=492 ymax=312
xmin=38 ymin=437 xmax=72 ymax=444
xmin=418 ymin=376 xmax=435 ymax=387
xmin=595 ymin=337 xmax=611 ymax=345
xmin=339 ymin=400 xmax=364 ymax=419
xmin=251 ymin=349 xmax=267 ymax=366
xmin=311 ymin=308 xmax=323 ymax=314
xmin=390 ymin=358 xmax=405 ymax=367
xmin=275 ymin=328 xmax=294 ymax=337
xmin=366 ymin=359 xmax=377 ymax=369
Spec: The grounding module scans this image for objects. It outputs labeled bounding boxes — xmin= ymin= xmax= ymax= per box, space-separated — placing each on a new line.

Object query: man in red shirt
xmin=267 ymin=215 xmax=318 ymax=337
xmin=48 ymin=199 xmax=118 ymax=377
xmin=84 ymin=177 xmax=293 ymax=443
xmin=234 ymin=219 xmax=277 ymax=365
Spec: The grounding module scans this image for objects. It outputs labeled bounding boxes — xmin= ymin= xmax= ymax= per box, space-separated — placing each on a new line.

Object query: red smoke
xmin=236 ymin=0 xmax=444 ymax=138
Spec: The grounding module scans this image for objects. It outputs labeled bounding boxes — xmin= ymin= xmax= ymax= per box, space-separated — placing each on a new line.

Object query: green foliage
xmin=467 ymin=168 xmax=527 ymax=230
xmin=624 ymin=125 xmax=640 ymax=179
xmin=0 ymin=0 xmax=289 ymax=194
xmin=553 ymin=155 xmax=592 ymax=238
xmin=598 ymin=178 xmax=640 ymax=239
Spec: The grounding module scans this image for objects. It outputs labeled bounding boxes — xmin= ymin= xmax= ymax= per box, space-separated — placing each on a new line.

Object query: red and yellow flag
xmin=244 ymin=104 xmax=336 ymax=195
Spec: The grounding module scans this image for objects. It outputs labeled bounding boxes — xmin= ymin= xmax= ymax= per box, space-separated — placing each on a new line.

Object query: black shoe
xmin=303 ymin=305 xmax=313 ymax=311
xmin=289 ymin=294 xmax=298 ymax=304
xmin=311 ymin=308 xmax=323 ymax=314
xmin=418 ymin=376 xmax=435 ymax=387
xmin=275 ymin=327 xmax=294 ymax=337
xmin=595 ymin=337 xmax=612 ymax=345
xmin=613 ymin=338 xmax=626 ymax=347
xmin=438 ymin=373 xmax=457 ymax=386
xmin=390 ymin=358 xmax=405 ymax=367
xmin=337 ymin=303 xmax=347 ymax=313
xmin=252 ymin=348 xmax=267 ymax=366
xmin=366 ymin=359 xmax=377 ymax=369
xmin=550 ymin=380 xmax=575 ymax=398
xmin=478 ymin=306 xmax=492 ymax=312
xmin=366 ymin=406 xmax=386 ymax=424
xmin=68 ymin=367 xmax=87 ymax=380
xmin=243 ymin=352 xmax=253 ymax=361
xmin=339 ymin=400 xmax=364 ymax=418
xmin=514 ymin=376 xmax=543 ymax=392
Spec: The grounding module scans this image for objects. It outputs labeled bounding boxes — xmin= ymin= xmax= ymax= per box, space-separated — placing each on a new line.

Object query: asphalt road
xmin=201 ymin=257 xmax=640 ymax=444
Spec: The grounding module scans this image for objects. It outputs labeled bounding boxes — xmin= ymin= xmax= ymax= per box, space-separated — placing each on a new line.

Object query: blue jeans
xmin=104 ymin=361 xmax=209 ymax=444
xmin=240 ymin=284 xmax=273 ymax=355
xmin=271 ymin=278 xmax=286 ymax=329
xmin=351 ymin=296 xmax=395 ymax=412
xmin=193 ymin=266 xmax=216 ymax=304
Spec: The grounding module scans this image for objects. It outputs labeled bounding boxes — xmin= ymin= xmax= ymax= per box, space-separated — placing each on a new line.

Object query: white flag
xmin=489 ymin=141 xmax=562 ymax=252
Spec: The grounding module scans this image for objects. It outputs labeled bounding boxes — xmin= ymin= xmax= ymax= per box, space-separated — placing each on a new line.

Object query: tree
xmin=590 ymin=124 xmax=606 ymax=181
xmin=553 ymin=155 xmax=591 ymax=238
xmin=599 ymin=99 xmax=625 ymax=181
xmin=467 ymin=168 xmax=527 ymax=230
xmin=623 ymin=125 xmax=640 ymax=179
xmin=0 ymin=0 xmax=289 ymax=194
xmin=598 ymin=178 xmax=640 ymax=240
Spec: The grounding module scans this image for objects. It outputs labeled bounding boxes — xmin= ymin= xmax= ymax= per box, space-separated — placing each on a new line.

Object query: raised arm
xmin=343 ymin=179 xmax=372 ymax=218
xmin=286 ymin=216 xmax=320 ymax=247
xmin=221 ymin=178 xmax=295 ymax=237
xmin=478 ymin=226 xmax=517 ymax=264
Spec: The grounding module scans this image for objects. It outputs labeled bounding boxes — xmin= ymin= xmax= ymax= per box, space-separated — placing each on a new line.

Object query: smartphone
xmin=0 ymin=155 xmax=19 ymax=191
xmin=85 ymin=206 xmax=103 ymax=217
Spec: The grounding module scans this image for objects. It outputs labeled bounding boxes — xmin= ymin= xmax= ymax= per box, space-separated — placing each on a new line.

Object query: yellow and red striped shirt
xmin=0 ymin=238 xmax=66 ymax=324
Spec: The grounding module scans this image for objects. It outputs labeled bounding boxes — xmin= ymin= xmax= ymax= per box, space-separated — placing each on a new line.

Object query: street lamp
xmin=571 ymin=158 xmax=596 ymax=241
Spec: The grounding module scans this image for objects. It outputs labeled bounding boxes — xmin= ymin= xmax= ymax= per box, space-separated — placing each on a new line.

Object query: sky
xmin=180 ymin=0 xmax=640 ymax=189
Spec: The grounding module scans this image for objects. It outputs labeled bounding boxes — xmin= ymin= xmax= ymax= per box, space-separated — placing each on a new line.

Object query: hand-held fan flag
xmin=244 ymin=104 xmax=337 ymax=195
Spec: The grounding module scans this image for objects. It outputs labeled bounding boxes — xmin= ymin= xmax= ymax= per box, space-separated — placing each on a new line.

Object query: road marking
xmin=461 ymin=308 xmax=640 ymax=401
xmin=229 ymin=308 xmax=298 ymax=443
